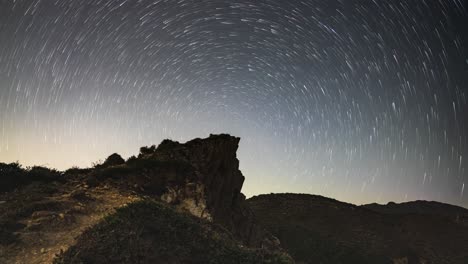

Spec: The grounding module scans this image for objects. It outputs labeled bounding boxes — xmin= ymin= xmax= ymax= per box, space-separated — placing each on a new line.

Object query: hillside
xmin=1 ymin=134 xmax=468 ymax=263
xmin=247 ymin=193 xmax=468 ymax=264
xmin=0 ymin=134 xmax=291 ymax=264
xmin=54 ymin=200 xmax=290 ymax=264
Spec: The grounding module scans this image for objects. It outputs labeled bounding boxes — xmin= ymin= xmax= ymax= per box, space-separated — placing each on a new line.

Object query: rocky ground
xmin=0 ymin=177 xmax=140 ymax=264
xmin=0 ymin=134 xmax=291 ymax=264
xmin=2 ymin=134 xmax=467 ymax=264
xmin=54 ymin=199 xmax=291 ymax=264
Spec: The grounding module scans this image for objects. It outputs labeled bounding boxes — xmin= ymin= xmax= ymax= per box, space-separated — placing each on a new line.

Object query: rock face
xmin=154 ymin=135 xmax=245 ymax=226
xmin=152 ymin=134 xmax=278 ymax=248
xmin=0 ymin=134 xmax=292 ymax=264
xmin=91 ymin=134 xmax=281 ymax=249
xmin=161 ymin=182 xmax=212 ymax=220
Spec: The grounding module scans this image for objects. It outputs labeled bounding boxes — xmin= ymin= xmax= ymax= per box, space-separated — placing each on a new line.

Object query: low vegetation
xmin=54 ymin=200 xmax=292 ymax=264
xmin=0 ymin=162 xmax=63 ymax=193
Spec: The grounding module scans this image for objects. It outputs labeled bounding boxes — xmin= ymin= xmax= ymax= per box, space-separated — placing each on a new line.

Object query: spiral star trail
xmin=0 ymin=0 xmax=467 ymax=207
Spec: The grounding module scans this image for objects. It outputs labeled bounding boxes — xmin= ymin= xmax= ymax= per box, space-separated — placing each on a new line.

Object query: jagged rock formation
xmin=88 ymin=134 xmax=282 ymax=249
xmin=0 ymin=134 xmax=291 ymax=264
xmin=144 ymin=135 xmax=246 ymax=226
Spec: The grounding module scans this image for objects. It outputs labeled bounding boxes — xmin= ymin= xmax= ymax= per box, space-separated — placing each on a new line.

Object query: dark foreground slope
xmin=0 ymin=134 xmax=291 ymax=264
xmin=54 ymin=200 xmax=290 ymax=264
xmin=247 ymin=193 xmax=468 ymax=264
xmin=3 ymin=134 xmax=467 ymax=264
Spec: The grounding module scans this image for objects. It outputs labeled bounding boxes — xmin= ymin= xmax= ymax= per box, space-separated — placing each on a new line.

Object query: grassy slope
xmin=55 ymin=200 xmax=292 ymax=264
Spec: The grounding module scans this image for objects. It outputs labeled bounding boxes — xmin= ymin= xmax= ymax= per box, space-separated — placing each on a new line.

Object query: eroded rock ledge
xmin=90 ymin=134 xmax=281 ymax=250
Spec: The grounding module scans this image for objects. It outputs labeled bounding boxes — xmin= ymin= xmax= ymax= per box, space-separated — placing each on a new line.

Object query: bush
xmin=0 ymin=162 xmax=27 ymax=192
xmin=139 ymin=145 xmax=156 ymax=156
xmin=100 ymin=153 xmax=125 ymax=168
xmin=126 ymin=155 xmax=137 ymax=163
xmin=156 ymin=139 xmax=180 ymax=152
xmin=65 ymin=166 xmax=92 ymax=175
xmin=0 ymin=162 xmax=62 ymax=193
xmin=28 ymin=166 xmax=63 ymax=182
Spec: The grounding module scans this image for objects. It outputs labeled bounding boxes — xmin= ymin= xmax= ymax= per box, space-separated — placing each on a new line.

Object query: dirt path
xmin=0 ymin=181 xmax=140 ymax=264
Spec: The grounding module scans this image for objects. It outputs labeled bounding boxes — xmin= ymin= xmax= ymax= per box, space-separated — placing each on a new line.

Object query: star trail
xmin=0 ymin=0 xmax=467 ymax=207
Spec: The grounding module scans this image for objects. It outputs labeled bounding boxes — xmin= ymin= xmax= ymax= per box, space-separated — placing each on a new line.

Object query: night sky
xmin=1 ymin=0 xmax=467 ymax=207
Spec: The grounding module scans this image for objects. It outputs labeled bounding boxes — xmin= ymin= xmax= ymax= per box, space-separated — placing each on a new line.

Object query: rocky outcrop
xmin=160 ymin=182 xmax=212 ymax=221
xmin=0 ymin=134 xmax=292 ymax=263
xmin=90 ymin=134 xmax=282 ymax=250
xmin=151 ymin=135 xmax=245 ymax=226
xmin=150 ymin=134 xmax=279 ymax=249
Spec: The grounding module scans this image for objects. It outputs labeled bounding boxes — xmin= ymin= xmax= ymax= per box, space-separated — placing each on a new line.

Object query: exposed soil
xmin=0 ymin=178 xmax=140 ymax=264
xmin=54 ymin=200 xmax=292 ymax=264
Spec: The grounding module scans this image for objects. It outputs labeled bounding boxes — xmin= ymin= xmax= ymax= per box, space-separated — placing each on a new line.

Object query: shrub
xmin=126 ymin=155 xmax=137 ymax=163
xmin=65 ymin=166 xmax=92 ymax=175
xmin=101 ymin=153 xmax=125 ymax=167
xmin=0 ymin=162 xmax=27 ymax=192
xmin=28 ymin=166 xmax=63 ymax=182
xmin=156 ymin=139 xmax=180 ymax=152
xmin=0 ymin=162 xmax=62 ymax=193
xmin=139 ymin=145 xmax=156 ymax=156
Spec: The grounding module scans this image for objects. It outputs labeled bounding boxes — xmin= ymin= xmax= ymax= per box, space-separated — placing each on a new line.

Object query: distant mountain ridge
xmin=248 ymin=193 xmax=468 ymax=264
xmin=363 ymin=201 xmax=468 ymax=222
